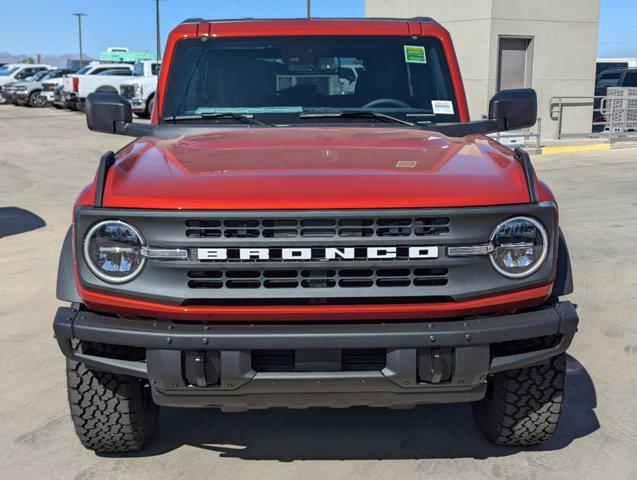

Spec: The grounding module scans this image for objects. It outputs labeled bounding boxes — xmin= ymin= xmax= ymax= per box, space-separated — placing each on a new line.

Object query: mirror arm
xmin=114 ymin=122 xmax=155 ymax=137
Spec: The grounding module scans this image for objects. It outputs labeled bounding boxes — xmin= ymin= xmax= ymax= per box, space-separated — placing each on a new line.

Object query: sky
xmin=0 ymin=0 xmax=635 ymax=59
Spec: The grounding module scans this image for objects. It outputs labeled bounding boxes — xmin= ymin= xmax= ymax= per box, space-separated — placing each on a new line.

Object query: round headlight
xmin=83 ymin=220 xmax=145 ymax=283
xmin=489 ymin=216 xmax=548 ymax=278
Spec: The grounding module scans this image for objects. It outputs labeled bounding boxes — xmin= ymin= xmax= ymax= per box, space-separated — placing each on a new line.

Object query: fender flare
xmin=549 ymin=228 xmax=574 ymax=301
xmin=56 ymin=226 xmax=81 ymax=303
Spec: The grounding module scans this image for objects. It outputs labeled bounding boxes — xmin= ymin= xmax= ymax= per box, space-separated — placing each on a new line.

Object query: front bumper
xmin=53 ymin=301 xmax=578 ymax=410
xmin=40 ymin=91 xmax=55 ymax=103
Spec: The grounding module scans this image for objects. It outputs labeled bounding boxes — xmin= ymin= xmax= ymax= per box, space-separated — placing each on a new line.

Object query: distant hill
xmin=0 ymin=52 xmax=96 ymax=67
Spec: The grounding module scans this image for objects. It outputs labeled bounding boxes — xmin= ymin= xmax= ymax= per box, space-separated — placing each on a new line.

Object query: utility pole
xmin=155 ymin=0 xmax=161 ymax=60
xmin=307 ymin=0 xmax=311 ymax=19
xmin=72 ymin=13 xmax=87 ymax=67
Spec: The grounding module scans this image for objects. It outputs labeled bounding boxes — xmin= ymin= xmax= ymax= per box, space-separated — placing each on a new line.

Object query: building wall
xmin=365 ymin=0 xmax=601 ymax=139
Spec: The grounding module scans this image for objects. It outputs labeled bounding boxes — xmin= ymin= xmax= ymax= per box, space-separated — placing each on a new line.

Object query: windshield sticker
xmin=404 ymin=45 xmax=427 ymax=64
xmin=431 ymin=100 xmax=454 ymax=115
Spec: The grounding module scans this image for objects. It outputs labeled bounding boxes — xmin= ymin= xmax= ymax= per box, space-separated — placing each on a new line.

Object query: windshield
xmin=31 ymin=70 xmax=50 ymax=82
xmin=597 ymin=71 xmax=621 ymax=87
xmin=0 ymin=66 xmax=19 ymax=76
xmin=75 ymin=66 xmax=91 ymax=75
xmin=163 ymin=36 xmax=460 ymax=124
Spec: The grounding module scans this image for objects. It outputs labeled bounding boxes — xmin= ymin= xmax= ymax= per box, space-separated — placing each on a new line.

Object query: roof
xmin=181 ymin=16 xmax=435 ymax=25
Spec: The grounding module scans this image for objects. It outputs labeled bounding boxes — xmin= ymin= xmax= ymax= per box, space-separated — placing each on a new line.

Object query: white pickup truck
xmin=119 ymin=61 xmax=161 ymax=118
xmin=0 ymin=64 xmax=54 ymax=104
xmin=62 ymin=63 xmax=135 ymax=111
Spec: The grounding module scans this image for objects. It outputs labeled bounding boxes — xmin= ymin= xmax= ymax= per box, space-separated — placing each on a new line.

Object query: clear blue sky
xmin=0 ymin=0 xmax=635 ymax=58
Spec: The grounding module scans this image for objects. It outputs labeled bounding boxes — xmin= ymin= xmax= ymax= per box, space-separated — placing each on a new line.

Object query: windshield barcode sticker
xmin=431 ymin=100 xmax=454 ymax=115
xmin=404 ymin=45 xmax=427 ymax=64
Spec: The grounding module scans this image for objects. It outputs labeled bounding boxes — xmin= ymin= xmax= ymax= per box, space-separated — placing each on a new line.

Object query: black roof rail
xmin=180 ymin=16 xmax=436 ymax=24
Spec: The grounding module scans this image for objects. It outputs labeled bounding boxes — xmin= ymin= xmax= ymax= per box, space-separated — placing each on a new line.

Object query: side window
xmin=92 ymin=68 xmax=108 ymax=74
xmin=151 ymin=64 xmax=161 ymax=76
xmin=15 ymin=68 xmax=34 ymax=80
xmin=622 ymin=72 xmax=637 ymax=87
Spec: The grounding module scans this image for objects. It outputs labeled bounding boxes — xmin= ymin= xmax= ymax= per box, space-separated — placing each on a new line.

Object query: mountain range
xmin=0 ymin=52 xmax=96 ymax=67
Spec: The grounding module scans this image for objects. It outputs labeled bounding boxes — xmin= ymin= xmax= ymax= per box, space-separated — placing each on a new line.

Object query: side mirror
xmin=488 ymin=88 xmax=537 ymax=131
xmin=86 ymin=92 xmax=132 ymax=133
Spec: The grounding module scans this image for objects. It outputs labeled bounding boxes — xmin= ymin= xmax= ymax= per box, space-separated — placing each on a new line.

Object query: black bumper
xmin=53 ymin=302 xmax=578 ymax=410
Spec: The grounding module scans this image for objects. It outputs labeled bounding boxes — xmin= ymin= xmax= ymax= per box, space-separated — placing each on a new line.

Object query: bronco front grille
xmin=185 ymin=216 xmax=450 ymax=239
xmin=187 ymin=267 xmax=448 ymax=290
xmin=74 ymin=204 xmax=559 ymax=306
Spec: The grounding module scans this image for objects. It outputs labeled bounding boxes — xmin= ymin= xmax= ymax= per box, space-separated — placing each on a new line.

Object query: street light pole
xmin=155 ymin=0 xmax=161 ymax=60
xmin=72 ymin=13 xmax=87 ymax=67
xmin=307 ymin=0 xmax=311 ymax=19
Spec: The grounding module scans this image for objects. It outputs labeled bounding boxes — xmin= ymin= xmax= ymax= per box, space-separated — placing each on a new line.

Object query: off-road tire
xmin=66 ymin=343 xmax=159 ymax=452
xmin=472 ymin=353 xmax=566 ymax=446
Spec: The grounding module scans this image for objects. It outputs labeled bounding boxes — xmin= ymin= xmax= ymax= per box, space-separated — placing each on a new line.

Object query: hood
xmin=99 ymin=127 xmax=532 ymax=210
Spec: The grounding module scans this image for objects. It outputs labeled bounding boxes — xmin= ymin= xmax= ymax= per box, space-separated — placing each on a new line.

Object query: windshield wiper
xmin=166 ymin=113 xmax=274 ymax=127
xmin=299 ymin=111 xmax=415 ymax=126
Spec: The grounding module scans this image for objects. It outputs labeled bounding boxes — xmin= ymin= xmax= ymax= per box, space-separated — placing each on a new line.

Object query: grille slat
xmin=186 ymin=216 xmax=449 ymax=239
xmin=187 ymin=267 xmax=448 ymax=290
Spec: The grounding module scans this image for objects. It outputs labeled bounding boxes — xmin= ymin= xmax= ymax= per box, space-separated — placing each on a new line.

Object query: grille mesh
xmin=186 ymin=216 xmax=450 ymax=239
xmin=120 ymin=84 xmax=135 ymax=99
xmin=187 ymin=267 xmax=448 ymax=290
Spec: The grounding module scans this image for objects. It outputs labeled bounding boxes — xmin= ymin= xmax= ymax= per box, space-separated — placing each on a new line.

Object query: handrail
xmin=549 ymin=93 xmax=637 ymax=144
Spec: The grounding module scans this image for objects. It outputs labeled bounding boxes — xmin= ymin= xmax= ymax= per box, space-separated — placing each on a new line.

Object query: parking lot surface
xmin=0 ymin=105 xmax=635 ymax=479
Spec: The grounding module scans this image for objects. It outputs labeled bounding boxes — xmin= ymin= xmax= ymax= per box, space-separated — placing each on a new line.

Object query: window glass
xmin=163 ymin=35 xmax=460 ymax=124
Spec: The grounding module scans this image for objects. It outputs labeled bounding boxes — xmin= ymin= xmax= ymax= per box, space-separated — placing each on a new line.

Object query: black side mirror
xmin=488 ymin=88 xmax=537 ymax=131
xmin=86 ymin=92 xmax=132 ymax=134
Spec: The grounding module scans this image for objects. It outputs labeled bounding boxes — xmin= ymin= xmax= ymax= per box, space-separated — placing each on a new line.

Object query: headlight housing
xmin=134 ymin=83 xmax=143 ymax=97
xmin=83 ymin=220 xmax=145 ymax=283
xmin=489 ymin=216 xmax=548 ymax=278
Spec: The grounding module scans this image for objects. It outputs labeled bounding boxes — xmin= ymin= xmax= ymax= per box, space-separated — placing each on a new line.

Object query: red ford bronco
xmin=54 ymin=17 xmax=577 ymax=452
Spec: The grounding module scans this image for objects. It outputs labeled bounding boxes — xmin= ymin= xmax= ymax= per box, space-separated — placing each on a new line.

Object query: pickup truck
xmin=62 ymin=63 xmax=134 ymax=111
xmin=13 ymin=69 xmax=74 ymax=107
xmin=53 ymin=17 xmax=577 ymax=453
xmin=0 ymin=63 xmax=54 ymax=104
xmin=119 ymin=61 xmax=161 ymax=118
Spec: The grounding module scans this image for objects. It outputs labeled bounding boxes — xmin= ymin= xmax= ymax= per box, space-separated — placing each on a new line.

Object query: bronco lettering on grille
xmin=197 ymin=246 xmax=439 ymax=261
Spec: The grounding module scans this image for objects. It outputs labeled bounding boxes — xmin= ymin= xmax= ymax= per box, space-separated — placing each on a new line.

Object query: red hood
xmin=97 ymin=127 xmax=531 ymax=209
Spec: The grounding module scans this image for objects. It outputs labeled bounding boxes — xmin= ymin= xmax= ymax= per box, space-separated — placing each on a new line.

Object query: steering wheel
xmin=362 ymin=98 xmax=411 ymax=109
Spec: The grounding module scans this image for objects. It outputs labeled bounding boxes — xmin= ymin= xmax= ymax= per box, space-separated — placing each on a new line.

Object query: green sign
xmin=404 ymin=45 xmax=427 ymax=64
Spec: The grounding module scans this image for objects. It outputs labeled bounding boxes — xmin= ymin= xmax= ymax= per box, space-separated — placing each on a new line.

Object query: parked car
xmin=593 ymin=67 xmax=637 ymax=128
xmin=12 ymin=69 xmax=73 ymax=107
xmin=119 ymin=61 xmax=161 ymax=118
xmin=0 ymin=64 xmax=54 ymax=103
xmin=38 ymin=69 xmax=77 ymax=106
xmin=54 ymin=18 xmax=577 ymax=453
xmin=62 ymin=63 xmax=134 ymax=111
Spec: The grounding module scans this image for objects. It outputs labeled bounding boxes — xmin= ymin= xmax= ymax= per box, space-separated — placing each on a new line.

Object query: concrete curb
xmin=541 ymin=143 xmax=611 ymax=155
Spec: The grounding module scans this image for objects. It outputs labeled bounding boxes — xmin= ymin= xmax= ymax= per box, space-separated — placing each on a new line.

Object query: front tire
xmin=66 ymin=343 xmax=158 ymax=452
xmin=472 ymin=353 xmax=566 ymax=446
xmin=29 ymin=90 xmax=46 ymax=108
